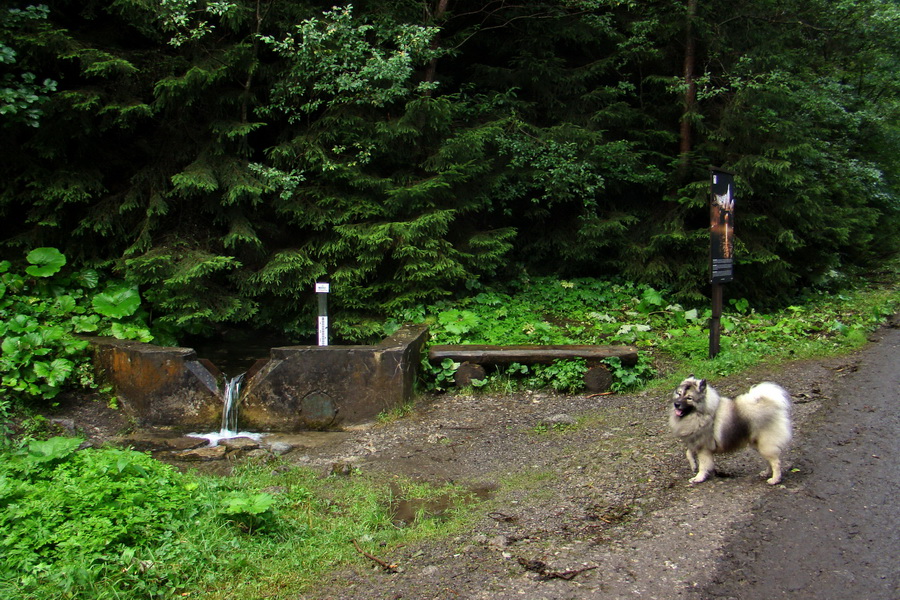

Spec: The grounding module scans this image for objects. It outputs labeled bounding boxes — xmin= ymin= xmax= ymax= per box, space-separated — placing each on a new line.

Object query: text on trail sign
xmin=710 ymin=169 xmax=735 ymax=284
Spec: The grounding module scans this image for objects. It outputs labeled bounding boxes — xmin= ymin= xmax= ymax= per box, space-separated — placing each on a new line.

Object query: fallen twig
xmin=586 ymin=391 xmax=615 ymax=398
xmin=518 ymin=558 xmax=598 ymax=581
xmin=352 ymin=539 xmax=398 ymax=573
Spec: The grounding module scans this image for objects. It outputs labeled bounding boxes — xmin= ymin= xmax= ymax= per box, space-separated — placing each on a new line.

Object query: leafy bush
xmin=0 ymin=437 xmax=206 ymax=598
xmin=0 ymin=248 xmax=152 ymax=415
xmin=401 ymin=275 xmax=899 ymax=393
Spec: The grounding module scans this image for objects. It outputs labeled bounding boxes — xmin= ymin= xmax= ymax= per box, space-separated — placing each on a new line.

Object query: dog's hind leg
xmin=756 ymin=436 xmax=786 ymax=485
xmin=758 ymin=450 xmax=783 ymax=485
xmin=689 ymin=449 xmax=715 ymax=484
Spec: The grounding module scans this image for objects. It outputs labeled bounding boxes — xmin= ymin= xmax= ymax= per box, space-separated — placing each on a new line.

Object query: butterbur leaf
xmin=33 ymin=358 xmax=73 ymax=386
xmin=77 ymin=269 xmax=100 ymax=289
xmin=1 ymin=336 xmax=21 ymax=355
xmin=54 ymin=295 xmax=77 ymax=314
xmin=25 ymin=247 xmax=66 ymax=277
xmin=71 ymin=314 xmax=100 ymax=332
xmin=92 ymin=284 xmax=141 ymax=318
xmin=221 ymin=492 xmax=275 ymax=515
xmin=25 ymin=436 xmax=83 ymax=463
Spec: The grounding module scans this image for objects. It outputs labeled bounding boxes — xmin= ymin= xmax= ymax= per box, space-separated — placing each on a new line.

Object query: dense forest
xmin=3 ymin=0 xmax=899 ymax=339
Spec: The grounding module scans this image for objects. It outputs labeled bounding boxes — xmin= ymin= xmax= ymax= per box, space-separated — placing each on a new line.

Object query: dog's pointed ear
xmin=698 ymin=379 xmax=707 ymax=392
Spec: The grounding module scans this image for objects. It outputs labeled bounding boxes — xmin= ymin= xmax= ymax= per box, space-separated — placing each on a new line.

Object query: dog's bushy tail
xmin=743 ymin=382 xmax=791 ymax=413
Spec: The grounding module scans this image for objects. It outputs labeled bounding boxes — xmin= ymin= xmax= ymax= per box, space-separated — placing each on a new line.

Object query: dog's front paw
xmin=688 ymin=474 xmax=709 ymax=484
xmin=766 ymin=475 xmax=782 ymax=485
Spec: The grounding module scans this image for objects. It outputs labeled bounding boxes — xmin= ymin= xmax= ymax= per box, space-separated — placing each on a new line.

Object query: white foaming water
xmin=188 ymin=373 xmax=264 ymax=446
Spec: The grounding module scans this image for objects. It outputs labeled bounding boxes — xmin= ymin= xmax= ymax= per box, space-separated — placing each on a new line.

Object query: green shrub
xmin=0 ymin=248 xmax=152 ymax=416
xmin=0 ymin=437 xmax=205 ymax=598
xmin=405 ymin=275 xmax=898 ymax=392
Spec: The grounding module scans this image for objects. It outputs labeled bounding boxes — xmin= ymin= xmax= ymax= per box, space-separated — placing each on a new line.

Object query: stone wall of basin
xmin=88 ymin=338 xmax=222 ymax=430
xmin=88 ymin=325 xmax=429 ymax=433
xmin=240 ymin=325 xmax=428 ymax=431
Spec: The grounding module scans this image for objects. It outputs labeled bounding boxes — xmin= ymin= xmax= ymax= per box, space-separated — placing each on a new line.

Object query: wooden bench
xmin=428 ymin=344 xmax=639 ymax=391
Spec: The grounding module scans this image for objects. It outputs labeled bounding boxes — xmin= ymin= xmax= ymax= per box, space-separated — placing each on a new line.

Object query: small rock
xmin=178 ymin=445 xmax=227 ymax=461
xmin=541 ymin=414 xmax=578 ymax=428
xmin=244 ymin=448 xmax=271 ymax=460
xmin=421 ymin=565 xmax=440 ymax=576
xmin=267 ymin=441 xmax=292 ymax=455
xmin=488 ymin=535 xmax=509 ymax=549
xmin=165 ymin=436 xmax=209 ymax=451
xmin=329 ymin=462 xmax=353 ymax=476
xmin=49 ymin=418 xmax=77 ymax=435
xmin=221 ymin=437 xmax=260 ymax=452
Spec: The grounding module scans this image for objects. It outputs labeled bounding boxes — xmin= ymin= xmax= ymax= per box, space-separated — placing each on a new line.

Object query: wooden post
xmin=709 ymin=282 xmax=722 ymax=358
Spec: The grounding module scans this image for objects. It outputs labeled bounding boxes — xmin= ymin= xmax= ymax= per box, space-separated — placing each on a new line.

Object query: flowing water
xmin=188 ymin=372 xmax=264 ymax=446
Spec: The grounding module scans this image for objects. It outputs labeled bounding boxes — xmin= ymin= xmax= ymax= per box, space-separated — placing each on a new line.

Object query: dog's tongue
xmin=674 ymin=406 xmax=684 ymax=418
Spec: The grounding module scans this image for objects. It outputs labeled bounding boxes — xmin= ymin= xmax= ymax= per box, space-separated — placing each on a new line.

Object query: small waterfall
xmin=188 ymin=372 xmax=262 ymax=446
xmin=220 ymin=373 xmax=245 ymax=435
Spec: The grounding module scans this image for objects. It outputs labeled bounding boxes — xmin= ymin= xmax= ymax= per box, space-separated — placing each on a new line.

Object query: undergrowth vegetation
xmin=0 ymin=248 xmax=153 ymax=427
xmin=0 ymin=437 xmax=474 ymax=600
xmin=398 ymin=274 xmax=899 ymax=393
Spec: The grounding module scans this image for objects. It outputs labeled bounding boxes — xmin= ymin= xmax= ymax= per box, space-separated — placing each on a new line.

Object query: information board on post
xmin=710 ymin=169 xmax=735 ymax=284
xmin=315 ymin=282 xmax=329 ymax=346
xmin=709 ymin=168 xmax=735 ymax=358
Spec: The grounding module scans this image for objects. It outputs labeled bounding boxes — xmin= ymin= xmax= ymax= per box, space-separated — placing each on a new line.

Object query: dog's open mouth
xmin=673 ymin=402 xmax=690 ymax=418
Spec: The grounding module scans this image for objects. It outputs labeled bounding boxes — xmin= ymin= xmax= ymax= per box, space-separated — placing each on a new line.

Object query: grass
xmin=181 ymin=461 xmax=480 ymax=599
xmin=0 ymin=450 xmax=482 ymax=600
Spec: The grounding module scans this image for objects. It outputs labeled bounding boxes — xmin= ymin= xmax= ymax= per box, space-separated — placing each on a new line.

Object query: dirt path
xmin=698 ymin=326 xmax=900 ymax=600
xmin=289 ymin=324 xmax=899 ymax=600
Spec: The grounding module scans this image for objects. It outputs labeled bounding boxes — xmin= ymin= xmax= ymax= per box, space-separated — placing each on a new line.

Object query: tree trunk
xmin=678 ymin=0 xmax=699 ymax=177
xmin=423 ymin=0 xmax=450 ymax=91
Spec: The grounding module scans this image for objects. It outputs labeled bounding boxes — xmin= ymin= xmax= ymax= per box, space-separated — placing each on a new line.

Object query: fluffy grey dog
xmin=669 ymin=376 xmax=792 ymax=485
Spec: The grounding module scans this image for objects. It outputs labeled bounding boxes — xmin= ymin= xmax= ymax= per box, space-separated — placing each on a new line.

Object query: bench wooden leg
xmin=454 ymin=362 xmax=487 ymax=387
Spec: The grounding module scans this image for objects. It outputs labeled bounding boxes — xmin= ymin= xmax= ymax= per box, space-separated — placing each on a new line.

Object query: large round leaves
xmin=25 ymin=247 xmax=66 ymax=277
xmin=92 ymin=284 xmax=141 ymax=318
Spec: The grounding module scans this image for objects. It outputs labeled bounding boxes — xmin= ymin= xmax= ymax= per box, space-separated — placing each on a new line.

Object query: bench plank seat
xmin=428 ymin=344 xmax=638 ymax=366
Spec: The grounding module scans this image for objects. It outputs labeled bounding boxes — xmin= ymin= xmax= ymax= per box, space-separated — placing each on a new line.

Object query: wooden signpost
xmin=709 ymin=168 xmax=735 ymax=358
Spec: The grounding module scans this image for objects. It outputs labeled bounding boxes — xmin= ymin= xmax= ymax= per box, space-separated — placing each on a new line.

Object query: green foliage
xmin=603 ymin=354 xmax=655 ymax=392
xmin=407 ymin=274 xmax=899 ymax=392
xmin=0 ymin=438 xmax=201 ymax=598
xmin=524 ymin=358 xmax=589 ymax=394
xmin=259 ymin=4 xmax=440 ymax=115
xmin=218 ymin=490 xmax=276 ymax=534
xmin=0 ymin=440 xmax=480 ymax=599
xmin=410 ymin=277 xmax=665 ymax=392
xmin=23 ymin=246 xmax=65 ymax=277
xmin=0 ymin=249 xmax=151 ymax=415
xmin=0 ymin=0 xmax=898 ymax=336
xmin=0 ymin=4 xmax=57 ymax=127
